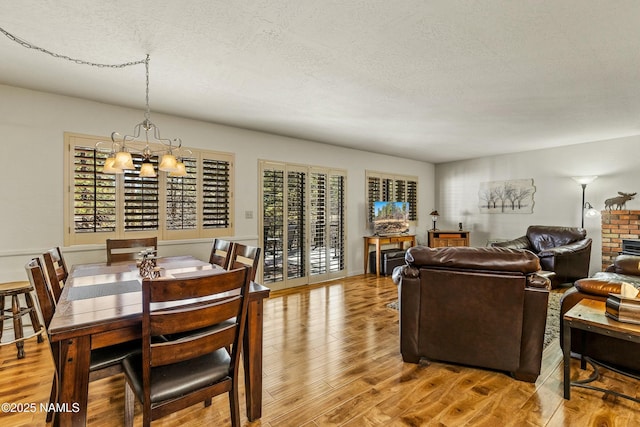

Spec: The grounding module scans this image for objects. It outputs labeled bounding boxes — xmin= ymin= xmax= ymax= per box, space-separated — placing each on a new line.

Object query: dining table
xmin=48 ymin=255 xmax=270 ymax=426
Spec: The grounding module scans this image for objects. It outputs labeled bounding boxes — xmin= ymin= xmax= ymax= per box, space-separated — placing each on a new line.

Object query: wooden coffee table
xmin=563 ymin=299 xmax=640 ymax=402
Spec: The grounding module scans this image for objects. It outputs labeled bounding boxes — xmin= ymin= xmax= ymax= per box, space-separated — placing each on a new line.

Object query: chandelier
xmin=105 ymin=54 xmax=186 ymax=177
xmin=0 ymin=27 xmax=187 ymax=177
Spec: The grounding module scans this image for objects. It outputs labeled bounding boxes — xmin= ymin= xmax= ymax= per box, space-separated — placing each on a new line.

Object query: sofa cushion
xmin=526 ymin=225 xmax=586 ymax=253
xmin=405 ymin=246 xmax=540 ymax=274
xmin=538 ymin=239 xmax=555 ymax=251
xmin=611 ymin=255 xmax=640 ymax=276
xmin=491 ymin=235 xmax=531 ymax=250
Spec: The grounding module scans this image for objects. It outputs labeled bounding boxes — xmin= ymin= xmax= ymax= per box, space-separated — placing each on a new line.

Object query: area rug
xmin=386 ymin=291 xmax=562 ymax=349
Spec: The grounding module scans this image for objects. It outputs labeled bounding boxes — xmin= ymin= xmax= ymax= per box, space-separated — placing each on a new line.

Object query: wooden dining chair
xmin=106 ymin=237 xmax=158 ymax=264
xmin=229 ymin=243 xmax=261 ymax=281
xmin=209 ymin=238 xmax=233 ymax=269
xmin=42 ymin=247 xmax=68 ymax=302
xmin=25 ymin=258 xmax=140 ymax=423
xmin=122 ymin=266 xmax=251 ymax=427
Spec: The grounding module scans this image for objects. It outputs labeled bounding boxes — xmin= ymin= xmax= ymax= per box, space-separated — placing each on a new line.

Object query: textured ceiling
xmin=2 ymin=1 xmax=640 ymax=163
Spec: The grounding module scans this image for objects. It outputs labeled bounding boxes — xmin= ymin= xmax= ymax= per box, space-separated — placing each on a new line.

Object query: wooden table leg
xmin=562 ymin=319 xmax=571 ymax=400
xmin=54 ymin=336 xmax=91 ymax=427
xmin=363 ymin=239 xmax=369 ymax=274
xmin=243 ymin=298 xmax=265 ymax=421
xmin=375 ymin=241 xmax=381 ymax=277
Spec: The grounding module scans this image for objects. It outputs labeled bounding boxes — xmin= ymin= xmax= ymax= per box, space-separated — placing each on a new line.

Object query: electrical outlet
xmin=245 ymin=210 xmax=253 ymax=219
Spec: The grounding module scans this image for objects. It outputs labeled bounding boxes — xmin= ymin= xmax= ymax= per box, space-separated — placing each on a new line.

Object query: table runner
xmin=67 ymin=280 xmax=141 ymax=301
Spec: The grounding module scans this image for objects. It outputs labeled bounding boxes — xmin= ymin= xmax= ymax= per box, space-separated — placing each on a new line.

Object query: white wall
xmin=434 ymin=135 xmax=640 ymax=275
xmin=0 ymin=84 xmax=435 ymax=282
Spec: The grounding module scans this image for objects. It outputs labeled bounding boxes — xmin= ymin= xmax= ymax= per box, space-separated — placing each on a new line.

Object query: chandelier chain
xmin=145 ymin=55 xmax=151 ymax=122
xmin=0 ymin=26 xmax=146 ymax=68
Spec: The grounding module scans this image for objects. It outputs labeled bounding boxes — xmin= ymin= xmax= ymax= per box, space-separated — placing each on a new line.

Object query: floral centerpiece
xmin=137 ymin=248 xmax=160 ymax=279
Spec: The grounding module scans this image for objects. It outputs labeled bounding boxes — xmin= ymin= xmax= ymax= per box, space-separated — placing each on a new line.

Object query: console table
xmin=427 ymin=230 xmax=470 ymax=248
xmin=364 ymin=234 xmax=416 ymax=277
xmin=563 ymin=299 xmax=640 ymax=403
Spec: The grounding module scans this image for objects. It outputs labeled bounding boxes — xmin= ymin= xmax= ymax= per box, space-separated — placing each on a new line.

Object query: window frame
xmin=64 ymin=132 xmax=234 ymax=246
xmin=365 ymin=170 xmax=418 ymax=224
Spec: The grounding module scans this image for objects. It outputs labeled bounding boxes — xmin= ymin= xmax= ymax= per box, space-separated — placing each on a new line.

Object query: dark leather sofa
xmin=393 ymin=246 xmax=551 ymax=382
xmin=490 ymin=225 xmax=592 ymax=288
xmin=559 ymin=254 xmax=640 ymax=372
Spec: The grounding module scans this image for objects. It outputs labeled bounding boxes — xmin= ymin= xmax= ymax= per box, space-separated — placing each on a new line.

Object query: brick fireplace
xmin=601 ymin=210 xmax=640 ymax=270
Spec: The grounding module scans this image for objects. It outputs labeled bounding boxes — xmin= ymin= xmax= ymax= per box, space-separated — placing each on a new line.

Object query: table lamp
xmin=430 ymin=210 xmax=439 ymax=231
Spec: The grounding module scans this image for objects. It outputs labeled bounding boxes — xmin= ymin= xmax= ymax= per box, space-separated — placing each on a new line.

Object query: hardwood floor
xmin=1 ymin=274 xmax=639 ymax=426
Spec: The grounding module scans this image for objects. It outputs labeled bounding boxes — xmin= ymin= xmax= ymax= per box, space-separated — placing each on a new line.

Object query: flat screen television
xmin=372 ymin=201 xmax=410 ymax=236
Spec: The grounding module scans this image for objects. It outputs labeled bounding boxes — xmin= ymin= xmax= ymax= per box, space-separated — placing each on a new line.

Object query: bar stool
xmin=0 ymin=281 xmax=44 ymax=358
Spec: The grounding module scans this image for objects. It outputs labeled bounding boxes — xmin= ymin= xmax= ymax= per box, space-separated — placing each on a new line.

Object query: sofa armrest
xmin=527 ymin=273 xmax=551 ymax=290
xmin=537 ymin=238 xmax=592 ymax=258
xmin=395 ymin=268 xmax=422 ymax=363
xmin=392 ymin=264 xmax=418 ymax=285
xmin=490 ymin=236 xmax=531 ymax=250
xmin=574 ymin=277 xmax=622 ymax=297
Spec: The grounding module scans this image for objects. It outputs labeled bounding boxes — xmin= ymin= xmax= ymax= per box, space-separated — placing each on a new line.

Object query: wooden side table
xmin=427 ymin=230 xmax=470 ymax=248
xmin=364 ymin=234 xmax=415 ymax=277
xmin=563 ymin=299 xmax=640 ymax=403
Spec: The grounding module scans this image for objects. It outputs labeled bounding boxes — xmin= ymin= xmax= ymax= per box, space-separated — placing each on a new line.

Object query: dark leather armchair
xmin=393 ymin=246 xmax=551 ymax=382
xmin=491 ymin=225 xmax=592 ymax=288
xmin=560 ymin=255 xmax=640 ymax=373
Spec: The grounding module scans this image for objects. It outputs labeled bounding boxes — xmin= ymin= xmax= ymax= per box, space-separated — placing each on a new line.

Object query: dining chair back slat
xmin=43 ymin=247 xmax=68 ymax=302
xmin=106 ymin=237 xmax=157 ymax=265
xmin=209 ymin=238 xmax=233 ymax=269
xmin=26 ymin=258 xmax=56 ymax=328
xmin=229 ymin=243 xmax=261 ymax=282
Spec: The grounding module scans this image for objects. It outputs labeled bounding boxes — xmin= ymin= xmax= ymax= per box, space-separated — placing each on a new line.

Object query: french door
xmin=260 ymin=161 xmax=346 ymax=289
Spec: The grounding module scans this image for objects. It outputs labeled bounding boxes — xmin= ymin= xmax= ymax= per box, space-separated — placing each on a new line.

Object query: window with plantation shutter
xmin=262 ymin=168 xmax=285 ymax=284
xmin=407 ymin=180 xmax=417 ymax=221
xmin=124 ymin=154 xmax=159 ymax=232
xmin=202 ymin=158 xmax=230 ymax=229
xmin=287 ymin=171 xmax=306 ymax=280
xmin=329 ymin=174 xmax=345 ymax=272
xmin=65 ymin=133 xmax=234 ymax=245
xmin=72 ymin=145 xmax=117 ymax=234
xmin=166 ymin=157 xmax=197 ymax=230
xmin=309 ymin=172 xmax=327 ymax=276
xmin=366 ymin=170 xmax=418 ymax=223
xmin=382 ymin=178 xmax=394 ymax=202
xmin=395 ymin=180 xmax=406 ymax=203
xmin=367 ymin=176 xmax=380 ymax=223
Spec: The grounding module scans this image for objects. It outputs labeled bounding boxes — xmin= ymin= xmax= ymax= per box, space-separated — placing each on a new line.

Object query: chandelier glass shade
xmin=113 ymin=151 xmax=135 ymax=170
xmin=159 ymin=153 xmax=179 ymax=172
xmin=139 ymin=162 xmax=156 ymax=178
xmin=169 ymin=161 xmax=187 ymax=177
xmin=103 ymin=155 xmax=123 ymax=174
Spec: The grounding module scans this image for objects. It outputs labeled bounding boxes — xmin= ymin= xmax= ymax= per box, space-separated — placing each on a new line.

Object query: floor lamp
xmin=571 ymin=176 xmax=598 ymax=228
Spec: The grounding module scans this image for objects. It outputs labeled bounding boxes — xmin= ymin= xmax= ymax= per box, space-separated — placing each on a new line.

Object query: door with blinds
xmin=260 ymin=161 xmax=346 ymax=289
